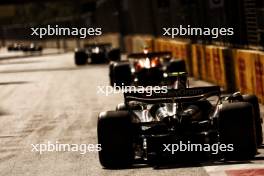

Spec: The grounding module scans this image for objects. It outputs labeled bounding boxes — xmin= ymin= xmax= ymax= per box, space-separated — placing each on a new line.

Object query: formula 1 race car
xmin=22 ymin=43 xmax=43 ymax=52
xmin=7 ymin=43 xmax=42 ymax=52
xmin=74 ymin=43 xmax=120 ymax=65
xmin=97 ymin=82 xmax=263 ymax=168
xmin=7 ymin=43 xmax=23 ymax=51
xmin=109 ymin=51 xmax=186 ymax=87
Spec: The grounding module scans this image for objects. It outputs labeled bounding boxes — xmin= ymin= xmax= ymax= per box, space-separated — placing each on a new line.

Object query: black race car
xmin=97 ymin=80 xmax=263 ymax=168
xmin=109 ymin=51 xmax=186 ymax=87
xmin=74 ymin=43 xmax=120 ymax=65
xmin=7 ymin=43 xmax=42 ymax=52
xmin=7 ymin=43 xmax=23 ymax=51
xmin=22 ymin=43 xmax=42 ymax=52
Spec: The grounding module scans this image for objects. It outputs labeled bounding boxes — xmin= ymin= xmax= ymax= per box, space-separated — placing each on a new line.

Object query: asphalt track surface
xmin=0 ymin=52 xmax=263 ymax=176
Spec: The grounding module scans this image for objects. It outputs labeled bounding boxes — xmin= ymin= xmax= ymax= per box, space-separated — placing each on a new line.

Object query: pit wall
xmin=124 ymin=35 xmax=264 ymax=103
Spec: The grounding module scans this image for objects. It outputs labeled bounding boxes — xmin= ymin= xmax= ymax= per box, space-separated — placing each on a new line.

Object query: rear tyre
xmin=108 ymin=48 xmax=121 ymax=61
xmin=243 ymin=95 xmax=263 ymax=146
xmin=97 ymin=111 xmax=134 ymax=168
xmin=7 ymin=46 xmax=14 ymax=51
xmin=167 ymin=59 xmax=186 ymax=73
xmin=74 ymin=51 xmax=87 ymax=65
xmin=219 ymin=102 xmax=257 ymax=160
xmin=37 ymin=46 xmax=43 ymax=52
xmin=111 ymin=62 xmax=132 ymax=86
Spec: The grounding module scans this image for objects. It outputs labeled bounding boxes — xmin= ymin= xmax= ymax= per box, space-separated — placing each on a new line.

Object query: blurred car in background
xmin=22 ymin=43 xmax=43 ymax=52
xmin=7 ymin=43 xmax=42 ymax=52
xmin=74 ymin=43 xmax=120 ymax=65
xmin=109 ymin=51 xmax=186 ymax=87
xmin=7 ymin=43 xmax=24 ymax=51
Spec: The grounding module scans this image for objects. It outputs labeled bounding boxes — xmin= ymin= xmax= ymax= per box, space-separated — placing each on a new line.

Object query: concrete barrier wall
xmin=155 ymin=38 xmax=192 ymax=75
xmin=191 ymin=44 xmax=206 ymax=80
xmin=260 ymin=54 xmax=264 ymax=103
xmin=204 ymin=46 xmax=235 ymax=92
xmin=232 ymin=49 xmax=264 ymax=103
xmin=123 ymin=35 xmax=264 ymax=102
xmin=233 ymin=49 xmax=258 ymax=94
xmin=124 ymin=35 xmax=154 ymax=53
xmin=253 ymin=53 xmax=264 ymax=103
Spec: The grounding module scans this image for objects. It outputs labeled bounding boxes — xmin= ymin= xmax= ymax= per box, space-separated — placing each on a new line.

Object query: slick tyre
xmin=243 ymin=95 xmax=263 ymax=146
xmin=108 ymin=48 xmax=121 ymax=61
xmin=219 ymin=102 xmax=257 ymax=160
xmin=167 ymin=59 xmax=186 ymax=73
xmin=74 ymin=51 xmax=87 ymax=65
xmin=97 ymin=111 xmax=134 ymax=168
xmin=111 ymin=62 xmax=132 ymax=86
xmin=7 ymin=47 xmax=14 ymax=51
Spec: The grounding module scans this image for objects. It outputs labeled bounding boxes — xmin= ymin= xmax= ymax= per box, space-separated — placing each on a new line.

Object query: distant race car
xmin=7 ymin=43 xmax=24 ymax=51
xmin=22 ymin=43 xmax=42 ymax=52
xmin=74 ymin=43 xmax=120 ymax=65
xmin=109 ymin=51 xmax=186 ymax=87
xmin=98 ymin=77 xmax=263 ymax=168
xmin=7 ymin=43 xmax=42 ymax=52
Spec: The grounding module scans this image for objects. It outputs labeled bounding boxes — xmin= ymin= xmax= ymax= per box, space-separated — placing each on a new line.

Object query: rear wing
xmin=127 ymin=51 xmax=172 ymax=59
xmin=84 ymin=43 xmax=111 ymax=49
xmin=124 ymin=86 xmax=221 ymax=103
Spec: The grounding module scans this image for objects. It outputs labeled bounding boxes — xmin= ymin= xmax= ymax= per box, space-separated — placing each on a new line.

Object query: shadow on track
xmin=0 ymin=81 xmax=30 ymax=85
xmin=0 ymin=108 xmax=10 ymax=116
xmin=102 ymin=154 xmax=264 ymax=170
